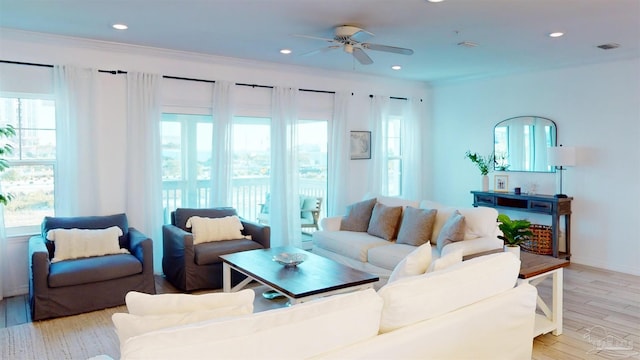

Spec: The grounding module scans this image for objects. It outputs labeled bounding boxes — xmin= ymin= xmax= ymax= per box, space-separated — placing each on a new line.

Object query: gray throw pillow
xmin=367 ymin=203 xmax=403 ymax=240
xmin=436 ymin=210 xmax=466 ymax=251
xmin=396 ymin=207 xmax=438 ymax=246
xmin=340 ymin=198 xmax=377 ymax=232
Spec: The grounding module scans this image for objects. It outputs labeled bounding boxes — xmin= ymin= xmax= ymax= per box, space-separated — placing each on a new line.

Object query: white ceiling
xmin=1 ymin=0 xmax=638 ymax=83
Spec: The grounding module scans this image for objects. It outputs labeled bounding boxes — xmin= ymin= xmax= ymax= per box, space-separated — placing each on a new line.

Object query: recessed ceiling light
xmin=391 ymin=65 xmax=402 ymax=70
xmin=112 ymin=24 xmax=128 ymax=30
xmin=427 ymin=0 xmax=445 ymax=2
xmin=549 ymin=32 xmax=564 ymax=38
xmin=280 ymin=49 xmax=292 ymax=54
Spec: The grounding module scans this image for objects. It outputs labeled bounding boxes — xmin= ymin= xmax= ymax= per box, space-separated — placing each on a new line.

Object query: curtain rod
xmin=369 ymin=94 xmax=408 ymax=101
xmin=234 ymin=82 xmax=334 ymax=94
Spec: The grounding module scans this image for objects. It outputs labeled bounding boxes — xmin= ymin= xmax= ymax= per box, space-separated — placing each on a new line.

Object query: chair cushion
xmin=48 ymin=253 xmax=142 ymax=288
xmin=173 ymin=208 xmax=238 ymax=232
xmin=194 ymin=239 xmax=264 ymax=265
xmin=186 ymin=215 xmax=245 ymax=244
xmin=47 ymin=226 xmax=129 ymax=263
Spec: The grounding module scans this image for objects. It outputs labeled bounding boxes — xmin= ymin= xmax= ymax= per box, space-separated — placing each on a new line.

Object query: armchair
xmin=29 ymin=213 xmax=156 ymax=321
xmin=162 ymin=207 xmax=270 ymax=292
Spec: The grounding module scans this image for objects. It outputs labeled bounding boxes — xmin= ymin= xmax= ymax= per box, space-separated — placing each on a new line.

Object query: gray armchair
xmin=162 ymin=207 xmax=270 ymax=292
xmin=29 ymin=213 xmax=156 ymax=321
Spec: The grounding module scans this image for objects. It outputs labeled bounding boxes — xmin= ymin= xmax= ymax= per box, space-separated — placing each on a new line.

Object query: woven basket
xmin=521 ymin=224 xmax=553 ymax=255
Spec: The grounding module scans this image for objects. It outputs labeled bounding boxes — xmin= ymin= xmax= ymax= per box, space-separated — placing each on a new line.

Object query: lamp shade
xmin=547 ymin=146 xmax=576 ymax=167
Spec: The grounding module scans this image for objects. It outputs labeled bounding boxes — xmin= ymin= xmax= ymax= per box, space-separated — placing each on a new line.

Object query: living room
xmin=0 ymin=0 xmax=639 ymax=358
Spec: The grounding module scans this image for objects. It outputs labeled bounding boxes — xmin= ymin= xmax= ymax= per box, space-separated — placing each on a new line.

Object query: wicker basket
xmin=521 ymin=224 xmax=553 ymax=255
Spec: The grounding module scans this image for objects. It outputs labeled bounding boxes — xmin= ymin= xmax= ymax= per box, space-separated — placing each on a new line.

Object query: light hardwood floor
xmin=2 ymin=263 xmax=639 ymax=359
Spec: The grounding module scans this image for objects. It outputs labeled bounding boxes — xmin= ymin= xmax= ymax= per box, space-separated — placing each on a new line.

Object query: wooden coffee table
xmin=518 ymin=251 xmax=570 ymax=337
xmin=220 ymin=246 xmax=379 ymax=305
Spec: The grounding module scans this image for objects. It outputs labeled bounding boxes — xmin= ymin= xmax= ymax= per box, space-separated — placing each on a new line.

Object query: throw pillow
xmin=112 ymin=305 xmax=253 ymax=346
xmin=339 ymin=197 xmax=377 ymax=232
xmin=367 ymin=203 xmax=403 ymax=240
xmin=186 ymin=215 xmax=245 ymax=245
xmin=435 ymin=210 xmax=466 ymax=251
xmin=47 ymin=226 xmax=129 ymax=263
xmin=125 ymin=289 xmax=255 ymax=316
xmin=396 ymin=207 xmax=437 ymax=246
xmin=427 ymin=249 xmax=463 ymax=273
xmin=388 ymin=241 xmax=433 ymax=283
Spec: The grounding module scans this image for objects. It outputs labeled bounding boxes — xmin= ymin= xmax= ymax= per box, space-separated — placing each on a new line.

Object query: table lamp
xmin=547 ymin=145 xmax=576 ymax=198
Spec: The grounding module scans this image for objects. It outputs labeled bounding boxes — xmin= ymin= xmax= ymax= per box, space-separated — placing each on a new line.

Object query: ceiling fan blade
xmin=292 ymin=34 xmax=336 ymax=43
xmin=352 ymin=47 xmax=373 ymax=65
xmin=362 ymin=43 xmax=414 ymax=55
xmin=300 ymin=46 xmax=340 ymax=57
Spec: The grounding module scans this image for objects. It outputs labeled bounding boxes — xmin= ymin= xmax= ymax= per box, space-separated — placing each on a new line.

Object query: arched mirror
xmin=494 ymin=116 xmax=557 ymax=172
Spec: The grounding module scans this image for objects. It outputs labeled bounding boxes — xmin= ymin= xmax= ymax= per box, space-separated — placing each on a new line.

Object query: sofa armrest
xmin=129 ymin=228 xmax=154 ymax=275
xmin=320 ymin=216 xmax=342 ymax=231
xmin=441 ymin=236 xmax=503 ymax=258
xmin=29 ymin=236 xmax=51 ymax=293
xmin=241 ymin=220 xmax=270 ymax=249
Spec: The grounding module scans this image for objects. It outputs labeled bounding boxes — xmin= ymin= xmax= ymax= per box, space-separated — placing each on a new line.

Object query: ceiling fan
xmin=294 ymin=25 xmax=414 ymax=65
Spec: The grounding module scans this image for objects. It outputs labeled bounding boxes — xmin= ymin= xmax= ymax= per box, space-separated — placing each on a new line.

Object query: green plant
xmin=497 ymin=213 xmax=533 ymax=246
xmin=465 ymin=150 xmax=495 ymax=176
xmin=0 ymin=124 xmax=16 ymax=205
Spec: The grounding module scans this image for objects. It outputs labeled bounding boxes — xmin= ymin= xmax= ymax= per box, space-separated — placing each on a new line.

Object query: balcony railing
xmin=162 ymin=176 xmax=327 ymax=223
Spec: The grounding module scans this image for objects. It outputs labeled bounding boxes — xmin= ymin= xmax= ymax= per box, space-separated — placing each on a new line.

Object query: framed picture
xmin=350 ymin=131 xmax=371 ymax=160
xmin=494 ymin=175 xmax=509 ymax=192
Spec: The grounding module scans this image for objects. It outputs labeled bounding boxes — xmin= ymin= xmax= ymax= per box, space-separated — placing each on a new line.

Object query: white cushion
xmin=47 ymin=226 xmax=127 ymax=263
xmin=125 ymin=289 xmax=255 ymax=316
xmin=377 ymin=252 xmax=520 ymax=333
xmin=458 ymin=206 xmax=499 ymax=240
xmin=367 ymin=243 xmax=416 ymax=271
xmin=185 ymin=215 xmax=244 ymax=244
xmin=313 ymin=230 xmax=390 ymax=262
xmin=121 ymin=289 xmax=383 ymax=360
xmin=388 ymin=242 xmax=433 ymax=283
xmin=427 ymin=249 xmax=463 ymax=273
xmin=113 ymin=305 xmax=252 ymax=346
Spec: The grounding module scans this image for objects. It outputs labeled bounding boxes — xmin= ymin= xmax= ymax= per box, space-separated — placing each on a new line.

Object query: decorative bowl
xmin=273 ymin=252 xmax=308 ymax=267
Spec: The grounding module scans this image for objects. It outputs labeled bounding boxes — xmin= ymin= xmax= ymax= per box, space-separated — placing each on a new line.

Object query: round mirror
xmin=494 ymin=116 xmax=557 ymax=172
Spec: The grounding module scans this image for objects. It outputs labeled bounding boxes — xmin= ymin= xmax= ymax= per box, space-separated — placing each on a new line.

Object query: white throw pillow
xmin=185 ymin=215 xmax=245 ymax=244
xmin=47 ymin=226 xmax=128 ymax=263
xmin=113 ymin=305 xmax=253 ymax=346
xmin=388 ymin=242 xmax=432 ymax=283
xmin=427 ymin=249 xmax=463 ymax=273
xmin=125 ymin=289 xmax=255 ymax=316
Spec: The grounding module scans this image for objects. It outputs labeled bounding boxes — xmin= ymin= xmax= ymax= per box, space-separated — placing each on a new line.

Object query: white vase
xmin=504 ymin=245 xmax=520 ymax=259
xmin=482 ymin=175 xmax=489 ymax=191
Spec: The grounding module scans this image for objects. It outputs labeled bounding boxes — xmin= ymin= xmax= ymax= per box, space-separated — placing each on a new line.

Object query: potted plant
xmin=465 ymin=150 xmax=495 ymax=191
xmin=0 ymin=124 xmax=15 ymax=205
xmin=497 ymin=213 xmax=533 ymax=259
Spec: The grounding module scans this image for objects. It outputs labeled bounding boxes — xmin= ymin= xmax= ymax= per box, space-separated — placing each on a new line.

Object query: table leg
xmin=552 ymin=268 xmax=563 ymax=335
xmin=223 ymin=262 xmax=231 ymax=293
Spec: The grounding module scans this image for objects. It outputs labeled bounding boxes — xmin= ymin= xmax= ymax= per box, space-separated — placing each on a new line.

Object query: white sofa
xmin=111 ymin=253 xmax=536 ymax=360
xmin=313 ymin=196 xmax=503 ymax=279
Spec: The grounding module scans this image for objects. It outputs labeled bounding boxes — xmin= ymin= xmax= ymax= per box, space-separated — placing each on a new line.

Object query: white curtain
xmin=126 ymin=72 xmax=163 ymax=272
xmin=327 ymin=92 xmax=350 ymax=216
xmin=210 ymin=81 xmax=234 ymax=207
xmin=53 ymin=65 xmax=99 ymax=215
xmin=368 ymin=95 xmax=390 ymax=195
xmin=401 ymin=98 xmax=426 ymax=200
xmin=0 ymin=194 xmax=5 ymax=300
xmin=270 ymin=87 xmax=300 ymax=248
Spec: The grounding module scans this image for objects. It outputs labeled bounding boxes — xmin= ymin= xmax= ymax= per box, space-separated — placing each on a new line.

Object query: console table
xmin=471 ymin=191 xmax=572 ymax=259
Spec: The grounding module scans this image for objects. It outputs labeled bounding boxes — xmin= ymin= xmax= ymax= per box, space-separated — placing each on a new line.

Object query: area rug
xmin=0 ymin=306 xmax=124 ymax=360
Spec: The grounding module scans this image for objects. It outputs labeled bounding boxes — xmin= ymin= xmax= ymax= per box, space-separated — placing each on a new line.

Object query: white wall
xmin=430 ymin=58 xmax=640 ymax=275
xmin=0 ymin=29 xmax=431 ymax=296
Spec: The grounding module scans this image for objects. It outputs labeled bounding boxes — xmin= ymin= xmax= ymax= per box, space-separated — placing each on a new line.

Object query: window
xmin=160 ymin=113 xmax=212 ymax=218
xmin=386 ymin=116 xmax=402 ymax=197
xmin=298 ymin=119 xmax=327 ymax=221
xmin=0 ymin=97 xmax=56 ymax=235
xmin=231 ymin=116 xmax=270 ymax=220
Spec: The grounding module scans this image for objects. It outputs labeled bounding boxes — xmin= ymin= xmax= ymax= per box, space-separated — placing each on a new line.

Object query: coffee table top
xmin=519 ymin=251 xmax=570 ymax=279
xmin=220 ymin=246 xmax=379 ymax=299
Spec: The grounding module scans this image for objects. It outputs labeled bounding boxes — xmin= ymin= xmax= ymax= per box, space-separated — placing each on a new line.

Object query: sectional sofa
xmin=109 ymin=252 xmax=536 ymax=359
xmin=313 ymin=196 xmax=503 ymax=279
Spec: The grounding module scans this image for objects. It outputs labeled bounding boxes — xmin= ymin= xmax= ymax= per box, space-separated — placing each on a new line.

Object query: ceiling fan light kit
xmin=295 ymin=25 xmax=414 ymax=65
